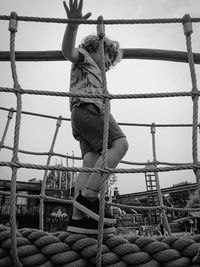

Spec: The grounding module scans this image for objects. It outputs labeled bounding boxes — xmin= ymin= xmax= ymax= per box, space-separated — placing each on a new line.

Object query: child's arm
xmin=62 ymin=0 xmax=91 ymax=63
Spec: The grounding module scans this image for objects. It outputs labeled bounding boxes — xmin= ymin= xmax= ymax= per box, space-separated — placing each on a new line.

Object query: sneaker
xmin=74 ymin=193 xmax=116 ymax=225
xmin=94 ymin=198 xmax=116 ymax=221
xmin=67 ymin=217 xmax=115 ymax=234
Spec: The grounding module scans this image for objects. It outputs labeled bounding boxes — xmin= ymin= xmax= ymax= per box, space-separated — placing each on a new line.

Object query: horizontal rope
xmin=0 ymin=106 xmax=70 ymax=121
xmin=0 ymin=106 xmax=196 ymax=128
xmin=1 ymin=86 xmax=199 ymax=99
xmin=0 ymin=144 xmax=195 ymax=167
xmin=0 ymin=190 xmax=73 ymax=204
xmin=113 ymin=201 xmax=200 ymax=213
xmin=0 ymin=160 xmax=199 ymax=173
xmin=0 ymin=144 xmax=74 ymax=159
xmin=1 ymin=15 xmax=200 ymax=24
xmin=1 ymin=189 xmax=200 ymax=213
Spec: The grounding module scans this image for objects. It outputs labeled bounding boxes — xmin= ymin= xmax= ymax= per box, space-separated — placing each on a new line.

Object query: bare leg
xmin=72 ymin=151 xmax=100 ymax=219
xmin=82 ymin=137 xmax=128 ymax=198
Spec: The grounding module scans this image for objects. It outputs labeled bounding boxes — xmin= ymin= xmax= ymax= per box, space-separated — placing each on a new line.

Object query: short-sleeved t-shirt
xmin=69 ymin=48 xmax=104 ymax=111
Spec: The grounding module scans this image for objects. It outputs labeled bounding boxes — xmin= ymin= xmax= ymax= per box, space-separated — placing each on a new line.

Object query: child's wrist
xmin=69 ymin=23 xmax=78 ymax=30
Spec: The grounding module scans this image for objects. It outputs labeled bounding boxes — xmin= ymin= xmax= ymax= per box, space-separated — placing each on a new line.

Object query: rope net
xmin=0 ymin=11 xmax=200 ymax=267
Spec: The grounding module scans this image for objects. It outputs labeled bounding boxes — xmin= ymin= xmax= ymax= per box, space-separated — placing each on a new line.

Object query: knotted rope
xmin=1 ymin=10 xmax=200 ymax=266
xmin=39 ymin=116 xmax=63 ymax=231
xmin=183 ymin=15 xmax=200 ymax=198
xmin=96 ymin=15 xmax=111 ymax=267
xmin=182 ymin=13 xmax=200 ymax=263
xmin=8 ymin=12 xmax=23 ymax=267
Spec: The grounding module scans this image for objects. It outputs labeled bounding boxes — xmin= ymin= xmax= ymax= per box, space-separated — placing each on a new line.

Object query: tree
xmin=169 ymin=181 xmax=192 ymax=208
xmin=46 ymin=170 xmax=56 ymax=189
xmin=46 ymin=167 xmax=71 ymax=190
xmin=186 ymin=190 xmax=200 ymax=208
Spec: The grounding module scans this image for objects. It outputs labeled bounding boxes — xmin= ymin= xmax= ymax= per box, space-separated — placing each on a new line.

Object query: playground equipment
xmin=0 ymin=12 xmax=200 ymax=266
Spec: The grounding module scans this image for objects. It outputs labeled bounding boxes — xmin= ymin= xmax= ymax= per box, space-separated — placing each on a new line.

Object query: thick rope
xmin=1 ymin=105 xmax=199 ymax=127
xmin=183 ymin=15 xmax=200 ymax=198
xmin=1 ymin=224 xmax=200 ymax=266
xmin=183 ymin=13 xmax=200 ymax=262
xmin=183 ymin=16 xmax=199 ymax=171
xmin=96 ymin=15 xmax=110 ymax=267
xmin=1 ymin=11 xmax=200 ymax=266
xmin=1 ymin=141 xmax=200 ymax=167
xmin=8 ymin=12 xmax=23 ymax=267
xmin=0 ymin=160 xmax=199 ymax=173
xmin=1 ymin=86 xmax=200 ymax=98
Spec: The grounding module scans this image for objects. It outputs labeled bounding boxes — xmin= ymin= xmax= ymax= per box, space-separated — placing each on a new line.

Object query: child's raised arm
xmin=62 ymin=0 xmax=91 ymax=63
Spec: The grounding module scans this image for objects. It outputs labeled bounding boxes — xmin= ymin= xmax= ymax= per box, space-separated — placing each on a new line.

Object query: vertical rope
xmin=8 ymin=12 xmax=23 ymax=267
xmin=96 ymin=15 xmax=110 ymax=267
xmin=39 ymin=115 xmax=62 ymax=230
xmin=151 ymin=123 xmax=171 ymax=235
xmin=0 ymin=108 xmax=14 ymax=152
xmin=182 ymin=15 xmax=200 ymax=200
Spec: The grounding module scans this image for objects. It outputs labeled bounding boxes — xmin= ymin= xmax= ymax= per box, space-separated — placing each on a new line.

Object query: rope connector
xmin=9 ymin=12 xmax=18 ymax=33
xmin=182 ymin=14 xmax=193 ymax=36
xmin=151 ymin=123 xmax=156 ymax=134
xmin=8 ymin=108 xmax=14 ymax=119
xmin=56 ymin=116 xmax=62 ymax=127
xmin=97 ymin=15 xmax=105 ymax=39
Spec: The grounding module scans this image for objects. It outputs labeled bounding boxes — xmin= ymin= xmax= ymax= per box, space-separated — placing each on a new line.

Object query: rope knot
xmin=8 ymin=108 xmax=14 ymax=119
xmin=9 ymin=11 xmax=18 ymax=33
xmin=11 ymin=158 xmax=19 ymax=167
xmin=160 ymin=204 xmax=167 ymax=211
xmin=40 ymin=193 xmax=46 ymax=200
xmin=151 ymin=123 xmax=156 ymax=134
xmin=56 ymin=116 xmax=62 ymax=127
xmin=182 ymin=14 xmax=193 ymax=36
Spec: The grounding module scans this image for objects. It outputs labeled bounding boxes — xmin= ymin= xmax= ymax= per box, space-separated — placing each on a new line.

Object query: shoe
xmin=74 ymin=193 xmax=116 ymax=225
xmin=94 ymin=198 xmax=116 ymax=221
xmin=67 ymin=217 xmax=115 ymax=234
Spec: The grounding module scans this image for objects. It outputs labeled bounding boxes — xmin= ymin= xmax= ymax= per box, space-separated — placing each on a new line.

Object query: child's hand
xmin=63 ymin=0 xmax=91 ymax=20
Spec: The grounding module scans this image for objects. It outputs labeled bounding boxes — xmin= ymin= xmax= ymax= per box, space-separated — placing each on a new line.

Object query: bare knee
xmin=82 ymin=151 xmax=100 ymax=167
xmin=112 ymin=137 xmax=129 ymax=158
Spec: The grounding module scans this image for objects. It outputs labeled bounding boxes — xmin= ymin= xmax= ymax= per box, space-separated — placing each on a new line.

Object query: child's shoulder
xmin=77 ymin=47 xmax=91 ymax=59
xmin=76 ymin=48 xmax=96 ymax=67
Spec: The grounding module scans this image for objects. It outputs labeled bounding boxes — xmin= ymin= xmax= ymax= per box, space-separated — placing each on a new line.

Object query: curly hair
xmin=79 ymin=34 xmax=122 ymax=67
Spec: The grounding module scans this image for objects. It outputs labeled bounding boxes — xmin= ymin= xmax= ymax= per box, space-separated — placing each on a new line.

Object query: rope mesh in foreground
xmin=1 ymin=9 xmax=200 ymax=267
xmin=1 ymin=224 xmax=200 ymax=267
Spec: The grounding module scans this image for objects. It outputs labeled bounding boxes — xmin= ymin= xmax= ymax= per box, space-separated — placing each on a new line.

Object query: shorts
xmin=71 ymin=103 xmax=126 ymax=158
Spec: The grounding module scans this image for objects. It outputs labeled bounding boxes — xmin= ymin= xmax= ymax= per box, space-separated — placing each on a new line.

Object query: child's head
xmin=79 ymin=35 xmax=122 ymax=69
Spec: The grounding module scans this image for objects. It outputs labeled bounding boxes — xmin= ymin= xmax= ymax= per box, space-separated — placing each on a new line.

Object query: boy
xmin=62 ymin=0 xmax=128 ymax=234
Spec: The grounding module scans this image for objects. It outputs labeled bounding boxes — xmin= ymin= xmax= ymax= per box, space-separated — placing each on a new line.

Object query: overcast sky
xmin=0 ymin=0 xmax=200 ymax=194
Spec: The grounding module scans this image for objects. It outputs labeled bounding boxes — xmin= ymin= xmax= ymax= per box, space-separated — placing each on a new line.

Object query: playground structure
xmin=0 ymin=11 xmax=200 ymax=267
